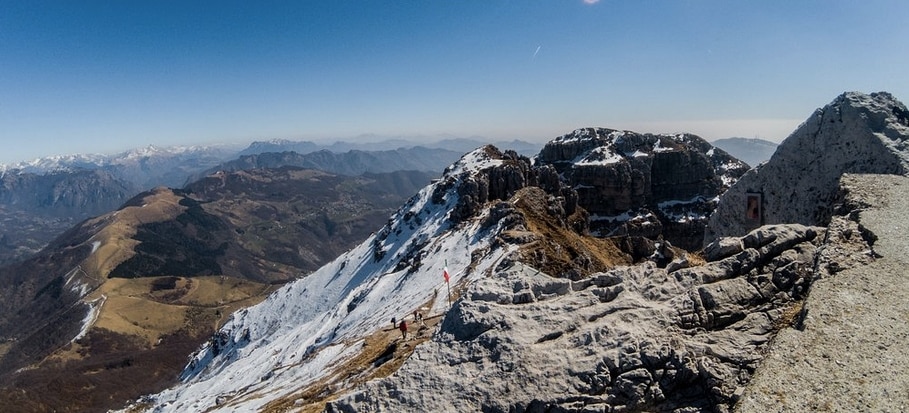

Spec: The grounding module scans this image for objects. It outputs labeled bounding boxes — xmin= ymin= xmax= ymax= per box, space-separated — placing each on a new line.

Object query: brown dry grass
xmin=0 ymin=342 xmax=11 ymax=361
xmin=774 ymin=300 xmax=806 ymax=331
xmin=82 ymin=188 xmax=188 ymax=279
xmin=686 ymin=250 xmax=707 ymax=267
xmin=48 ymin=187 xmax=277 ymax=355
xmin=23 ymin=271 xmax=279 ymax=412
xmin=511 ymin=188 xmax=631 ymax=277
xmin=68 ymin=275 xmax=274 ymax=351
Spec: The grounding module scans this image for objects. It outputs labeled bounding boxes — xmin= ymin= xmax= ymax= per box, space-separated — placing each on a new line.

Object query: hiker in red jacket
xmin=399 ymin=319 xmax=408 ymax=340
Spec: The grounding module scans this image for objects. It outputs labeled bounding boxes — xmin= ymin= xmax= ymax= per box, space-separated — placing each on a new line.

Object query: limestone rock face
xmin=329 ymin=223 xmax=855 ymax=413
xmin=439 ymin=133 xmax=746 ymax=251
xmin=442 ymin=146 xmax=579 ymax=224
xmin=536 ymin=128 xmax=748 ymax=250
xmin=705 ymin=91 xmax=909 ymax=242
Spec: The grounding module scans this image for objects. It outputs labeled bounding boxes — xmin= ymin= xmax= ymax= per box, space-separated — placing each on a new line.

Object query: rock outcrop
xmin=110 ymin=93 xmax=909 ymax=413
xmin=705 ymin=91 xmax=909 ymax=242
xmin=326 ymin=95 xmax=908 ymax=412
xmin=436 ymin=135 xmax=746 ymax=255
xmin=536 ymin=128 xmax=748 ymax=250
xmin=329 ymin=219 xmax=870 ymax=412
xmin=738 ymin=174 xmax=908 ymax=412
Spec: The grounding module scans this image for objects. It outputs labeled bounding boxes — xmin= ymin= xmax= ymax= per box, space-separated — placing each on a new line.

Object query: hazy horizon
xmin=2 ymin=1 xmax=907 ymax=164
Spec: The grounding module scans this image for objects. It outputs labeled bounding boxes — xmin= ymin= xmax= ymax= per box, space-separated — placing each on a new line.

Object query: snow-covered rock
xmin=122 ymin=94 xmax=904 ymax=412
xmin=537 ymin=128 xmax=748 ymax=250
xmin=125 ymin=133 xmax=751 ymax=412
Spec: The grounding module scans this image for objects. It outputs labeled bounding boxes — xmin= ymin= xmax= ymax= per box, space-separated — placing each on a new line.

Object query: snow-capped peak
xmin=0 ymin=143 xmax=242 ymax=175
xmin=441 ymin=145 xmax=506 ymax=177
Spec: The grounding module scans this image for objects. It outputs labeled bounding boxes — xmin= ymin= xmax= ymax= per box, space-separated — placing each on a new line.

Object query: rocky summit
xmin=706 ymin=91 xmax=909 ymax=242
xmin=124 ymin=131 xmax=743 ymax=412
xmin=537 ymin=128 xmax=748 ymax=251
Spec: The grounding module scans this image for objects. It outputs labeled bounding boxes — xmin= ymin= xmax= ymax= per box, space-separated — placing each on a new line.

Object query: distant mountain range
xmin=185 ymin=147 xmax=466 ymax=185
xmin=711 ymin=137 xmax=778 ymax=167
xmin=0 ymin=137 xmax=540 ymax=265
xmin=236 ymin=137 xmax=542 ymax=158
xmin=0 ymin=137 xmax=543 ymax=180
xmin=0 ymin=144 xmax=244 ymax=189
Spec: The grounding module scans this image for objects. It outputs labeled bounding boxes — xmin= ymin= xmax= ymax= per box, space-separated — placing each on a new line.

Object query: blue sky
xmin=2 ymin=1 xmax=908 ymax=164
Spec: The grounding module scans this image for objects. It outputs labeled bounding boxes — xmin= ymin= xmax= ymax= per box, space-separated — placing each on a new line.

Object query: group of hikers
xmin=391 ymin=310 xmax=425 ymax=340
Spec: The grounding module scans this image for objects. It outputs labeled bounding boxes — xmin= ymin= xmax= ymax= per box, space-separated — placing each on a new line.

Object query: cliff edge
xmin=737 ymin=173 xmax=909 ymax=412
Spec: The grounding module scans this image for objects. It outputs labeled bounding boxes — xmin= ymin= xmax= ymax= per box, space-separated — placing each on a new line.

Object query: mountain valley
xmin=0 ymin=167 xmax=435 ymax=412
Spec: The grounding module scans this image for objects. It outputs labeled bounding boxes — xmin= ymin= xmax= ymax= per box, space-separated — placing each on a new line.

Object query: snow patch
xmin=63 ymin=266 xmax=93 ymax=297
xmin=443 ymin=147 xmax=504 ymax=176
xmin=73 ymin=295 xmax=106 ymax=342
xmin=653 ymin=139 xmax=673 ymax=153
xmin=658 ymin=196 xmax=713 ymax=223
xmin=657 ymin=196 xmax=706 ymax=209
xmin=576 ymin=147 xmax=623 ymax=166
xmin=590 ymin=211 xmax=654 ymax=223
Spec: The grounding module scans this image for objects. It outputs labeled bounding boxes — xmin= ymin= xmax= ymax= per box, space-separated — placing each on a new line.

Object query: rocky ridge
xmin=328 ymin=93 xmax=909 ymax=412
xmin=119 ymin=132 xmax=748 ymax=412
xmin=325 ymin=92 xmax=909 ymax=412
xmin=128 ymin=134 xmax=740 ymax=412
xmin=330 ymin=215 xmax=873 ymax=412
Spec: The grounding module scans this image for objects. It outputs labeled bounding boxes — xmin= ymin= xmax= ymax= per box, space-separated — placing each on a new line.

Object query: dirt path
xmin=738 ymin=174 xmax=909 ymax=412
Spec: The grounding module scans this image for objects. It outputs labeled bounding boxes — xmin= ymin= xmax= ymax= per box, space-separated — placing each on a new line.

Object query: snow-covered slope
xmin=124 ymin=129 xmax=749 ymax=411
xmin=132 ymin=147 xmax=515 ymax=412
